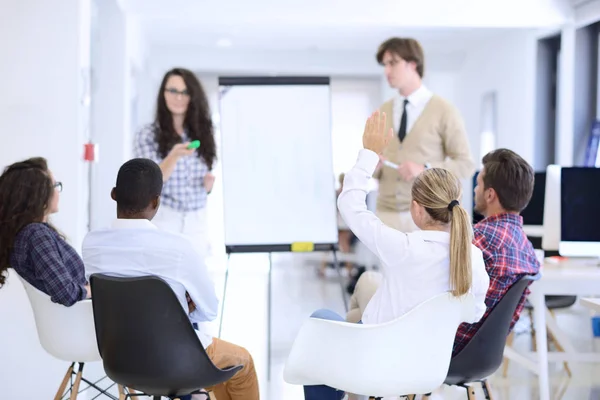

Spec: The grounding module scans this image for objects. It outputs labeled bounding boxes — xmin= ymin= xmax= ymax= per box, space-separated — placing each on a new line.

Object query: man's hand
xmin=362 ymin=111 xmax=393 ymax=154
xmin=397 ymin=161 xmax=425 ymax=181
xmin=204 ymin=172 xmax=215 ymax=193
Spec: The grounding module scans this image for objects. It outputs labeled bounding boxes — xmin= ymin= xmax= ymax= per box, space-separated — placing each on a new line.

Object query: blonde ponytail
xmin=448 ymin=202 xmax=473 ymax=296
xmin=411 ymin=168 xmax=473 ymax=297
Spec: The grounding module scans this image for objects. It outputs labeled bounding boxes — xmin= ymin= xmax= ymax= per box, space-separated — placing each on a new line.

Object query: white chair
xmin=18 ymin=276 xmax=119 ymax=400
xmin=283 ymin=292 xmax=476 ymax=398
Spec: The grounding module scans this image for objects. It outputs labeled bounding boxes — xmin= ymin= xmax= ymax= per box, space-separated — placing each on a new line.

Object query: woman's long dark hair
xmin=154 ymin=68 xmax=217 ymax=170
xmin=0 ymin=158 xmax=56 ymax=287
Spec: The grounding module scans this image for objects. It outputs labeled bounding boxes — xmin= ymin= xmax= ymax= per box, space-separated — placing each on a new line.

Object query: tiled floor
xmin=77 ymin=250 xmax=600 ymax=399
xmin=211 ymin=251 xmax=600 ymax=400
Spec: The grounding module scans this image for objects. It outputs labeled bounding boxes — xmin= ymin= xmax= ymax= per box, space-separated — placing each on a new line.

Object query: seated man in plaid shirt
xmin=453 ymin=148 xmax=541 ymax=355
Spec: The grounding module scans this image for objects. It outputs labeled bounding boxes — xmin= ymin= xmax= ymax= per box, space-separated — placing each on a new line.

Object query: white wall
xmin=455 ymin=30 xmax=539 ymax=167
xmin=90 ymin=0 xmax=144 ymax=230
xmin=574 ymin=0 xmax=600 ymax=27
xmin=0 ymin=1 xmax=92 ymax=397
xmin=424 ymin=71 xmax=460 ymax=110
xmin=379 ymin=69 xmax=459 ymax=107
xmin=145 ymin=46 xmax=466 ymax=78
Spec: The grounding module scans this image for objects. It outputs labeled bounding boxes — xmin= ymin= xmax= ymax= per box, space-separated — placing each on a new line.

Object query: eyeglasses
xmin=164 ymin=88 xmax=190 ymax=97
xmin=53 ymin=182 xmax=63 ymax=192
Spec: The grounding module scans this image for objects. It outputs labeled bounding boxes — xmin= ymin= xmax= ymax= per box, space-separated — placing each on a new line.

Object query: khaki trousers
xmin=205 ymin=338 xmax=260 ymax=400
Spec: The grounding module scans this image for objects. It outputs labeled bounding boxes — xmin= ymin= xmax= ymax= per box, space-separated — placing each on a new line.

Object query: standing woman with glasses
xmin=0 ymin=158 xmax=90 ymax=306
xmin=134 ymin=68 xmax=217 ymax=258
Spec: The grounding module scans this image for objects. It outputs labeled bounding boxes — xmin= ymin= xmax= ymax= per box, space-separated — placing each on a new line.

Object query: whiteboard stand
xmin=217 ymin=76 xmax=341 ymax=380
xmin=217 ymin=243 xmax=346 ymax=381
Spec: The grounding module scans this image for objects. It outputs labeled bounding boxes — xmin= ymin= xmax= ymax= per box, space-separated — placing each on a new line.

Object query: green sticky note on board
xmin=187 ymin=140 xmax=200 ymax=149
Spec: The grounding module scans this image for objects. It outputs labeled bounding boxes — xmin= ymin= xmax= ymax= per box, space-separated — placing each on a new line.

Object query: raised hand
xmin=362 ymin=110 xmax=394 ymax=154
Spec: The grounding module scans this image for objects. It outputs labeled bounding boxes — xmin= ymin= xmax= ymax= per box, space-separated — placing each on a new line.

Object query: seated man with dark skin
xmin=83 ymin=158 xmax=260 ymax=400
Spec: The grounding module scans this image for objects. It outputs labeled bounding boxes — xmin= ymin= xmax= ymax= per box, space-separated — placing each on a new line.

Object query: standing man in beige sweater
xmin=374 ymin=37 xmax=474 ymax=231
xmin=345 ymin=37 xmax=475 ymax=322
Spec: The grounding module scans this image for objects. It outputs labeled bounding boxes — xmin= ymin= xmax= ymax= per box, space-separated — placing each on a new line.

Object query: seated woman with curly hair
xmin=0 ymin=157 xmax=89 ymax=306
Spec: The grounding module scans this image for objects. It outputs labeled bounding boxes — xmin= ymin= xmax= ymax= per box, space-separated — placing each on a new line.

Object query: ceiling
xmin=118 ymin=0 xmax=572 ymax=55
xmin=141 ymin=24 xmax=535 ymax=54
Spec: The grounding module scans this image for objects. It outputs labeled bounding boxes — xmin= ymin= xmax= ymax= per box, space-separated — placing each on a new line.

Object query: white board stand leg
xmin=268 ymin=252 xmax=273 ymax=381
xmin=331 ymin=249 xmax=348 ymax=312
xmin=219 ymin=245 xmax=340 ymax=382
xmin=218 ymin=252 xmax=232 ymax=339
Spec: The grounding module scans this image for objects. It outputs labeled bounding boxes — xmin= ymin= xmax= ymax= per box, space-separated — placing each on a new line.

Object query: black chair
xmin=89 ymin=274 xmax=243 ymax=400
xmin=441 ymin=274 xmax=540 ymax=400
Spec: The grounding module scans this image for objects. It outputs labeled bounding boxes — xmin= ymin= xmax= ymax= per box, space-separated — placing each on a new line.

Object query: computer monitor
xmin=558 ymin=167 xmax=600 ymax=258
xmin=521 ymin=171 xmax=546 ymax=237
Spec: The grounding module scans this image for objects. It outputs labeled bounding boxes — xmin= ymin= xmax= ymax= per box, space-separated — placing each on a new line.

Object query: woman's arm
xmin=157 ymin=144 xmax=189 ymax=181
xmin=133 ymin=126 xmax=194 ymax=181
xmin=338 ymin=111 xmax=410 ymax=267
xmin=337 ymin=149 xmax=409 ymax=267
xmin=29 ymin=226 xmax=87 ymax=306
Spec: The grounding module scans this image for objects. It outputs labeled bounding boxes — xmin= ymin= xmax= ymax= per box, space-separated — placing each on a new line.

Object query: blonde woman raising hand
xmin=302 ymin=111 xmax=490 ymax=400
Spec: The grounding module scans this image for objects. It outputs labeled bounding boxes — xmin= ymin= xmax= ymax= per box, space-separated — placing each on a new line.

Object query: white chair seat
xmin=19 ymin=276 xmax=100 ymax=363
xmin=284 ymin=292 xmax=476 ymax=397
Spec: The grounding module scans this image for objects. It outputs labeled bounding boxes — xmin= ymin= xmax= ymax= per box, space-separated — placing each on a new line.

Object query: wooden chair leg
xmin=54 ymin=362 xmax=75 ymax=400
xmin=466 ymin=385 xmax=477 ymax=400
xmin=482 ymin=380 xmax=494 ymax=400
xmin=548 ymin=309 xmax=572 ymax=377
xmin=118 ymin=385 xmax=126 ymax=400
xmin=502 ymin=330 xmax=515 ymax=377
xmin=69 ymin=363 xmax=84 ymax=400
xmin=547 ymin=327 xmax=572 ymax=377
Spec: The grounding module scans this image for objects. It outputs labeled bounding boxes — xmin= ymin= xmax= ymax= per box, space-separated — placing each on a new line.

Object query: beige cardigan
xmin=375 ymin=95 xmax=475 ymax=213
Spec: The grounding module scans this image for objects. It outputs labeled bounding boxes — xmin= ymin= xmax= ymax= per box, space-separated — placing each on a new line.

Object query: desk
xmin=581 ymin=297 xmax=600 ymax=312
xmin=510 ymin=260 xmax=600 ymax=400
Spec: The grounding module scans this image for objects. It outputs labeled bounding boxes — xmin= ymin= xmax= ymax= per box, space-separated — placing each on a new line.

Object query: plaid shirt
xmin=10 ymin=223 xmax=87 ymax=306
xmin=453 ymin=213 xmax=541 ymax=355
xmin=133 ymin=124 xmax=209 ymax=212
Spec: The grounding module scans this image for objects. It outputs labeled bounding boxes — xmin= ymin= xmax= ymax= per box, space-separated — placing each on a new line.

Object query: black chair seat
xmin=90 ymin=274 xmax=242 ymax=398
xmin=524 ymin=295 xmax=577 ymax=310
xmin=444 ymin=274 xmax=540 ymax=388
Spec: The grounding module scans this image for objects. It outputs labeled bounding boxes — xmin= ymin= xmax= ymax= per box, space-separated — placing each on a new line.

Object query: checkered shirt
xmin=453 ymin=213 xmax=541 ymax=355
xmin=10 ymin=223 xmax=87 ymax=306
xmin=133 ymin=124 xmax=209 ymax=212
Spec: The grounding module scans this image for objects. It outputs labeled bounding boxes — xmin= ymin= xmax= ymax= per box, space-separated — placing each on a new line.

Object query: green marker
xmin=187 ymin=140 xmax=200 ymax=149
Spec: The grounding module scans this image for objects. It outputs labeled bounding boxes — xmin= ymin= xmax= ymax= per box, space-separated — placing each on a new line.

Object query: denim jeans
xmin=303 ymin=309 xmax=356 ymax=400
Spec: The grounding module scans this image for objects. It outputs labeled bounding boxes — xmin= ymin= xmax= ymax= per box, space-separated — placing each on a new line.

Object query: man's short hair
xmin=376 ymin=37 xmax=425 ymax=78
xmin=481 ymin=149 xmax=534 ymax=213
xmin=115 ymin=158 xmax=163 ymax=214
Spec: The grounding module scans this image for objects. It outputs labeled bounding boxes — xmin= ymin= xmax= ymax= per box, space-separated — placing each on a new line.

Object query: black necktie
xmin=398 ymin=99 xmax=409 ymax=142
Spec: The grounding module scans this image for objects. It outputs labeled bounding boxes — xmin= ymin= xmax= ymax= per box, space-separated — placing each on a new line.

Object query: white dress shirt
xmin=338 ymin=149 xmax=490 ymax=325
xmin=82 ymin=218 xmax=219 ymax=348
xmin=393 ymin=85 xmax=434 ymax=135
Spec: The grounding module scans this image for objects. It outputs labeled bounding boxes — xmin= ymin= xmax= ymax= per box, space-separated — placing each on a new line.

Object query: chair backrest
xmin=89 ymin=274 xmax=241 ymax=397
xmin=18 ymin=276 xmax=100 ymax=363
xmin=445 ymin=274 xmax=539 ymax=385
xmin=284 ymin=292 xmax=476 ymax=397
